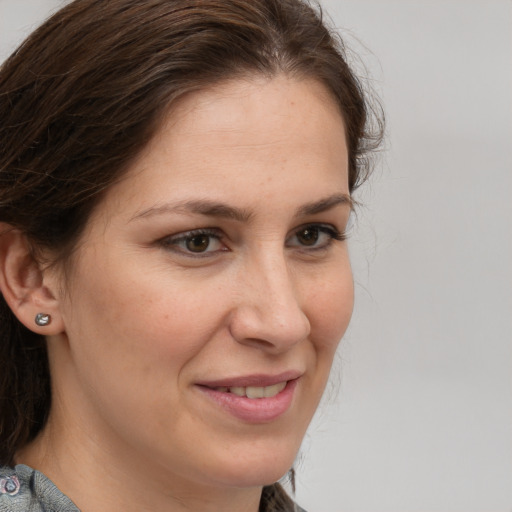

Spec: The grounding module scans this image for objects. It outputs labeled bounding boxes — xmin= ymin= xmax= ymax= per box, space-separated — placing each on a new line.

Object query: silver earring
xmin=35 ymin=313 xmax=51 ymax=326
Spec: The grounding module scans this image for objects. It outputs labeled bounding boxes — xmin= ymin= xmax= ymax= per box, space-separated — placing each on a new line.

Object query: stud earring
xmin=35 ymin=313 xmax=51 ymax=326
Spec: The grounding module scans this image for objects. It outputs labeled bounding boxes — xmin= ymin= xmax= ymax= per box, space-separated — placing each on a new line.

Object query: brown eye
xmin=296 ymin=227 xmax=319 ymax=246
xmin=161 ymin=229 xmax=225 ymax=257
xmin=287 ymin=224 xmax=344 ymax=250
xmin=185 ymin=235 xmax=211 ymax=253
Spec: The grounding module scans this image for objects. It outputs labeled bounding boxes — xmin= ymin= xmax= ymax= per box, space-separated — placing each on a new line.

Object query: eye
xmin=287 ymin=224 xmax=345 ymax=250
xmin=185 ymin=234 xmax=214 ymax=253
xmin=160 ymin=229 xmax=226 ymax=256
xmin=296 ymin=226 xmax=321 ymax=246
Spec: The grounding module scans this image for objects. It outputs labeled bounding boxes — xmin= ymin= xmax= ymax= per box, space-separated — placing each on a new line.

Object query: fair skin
xmin=3 ymin=75 xmax=352 ymax=512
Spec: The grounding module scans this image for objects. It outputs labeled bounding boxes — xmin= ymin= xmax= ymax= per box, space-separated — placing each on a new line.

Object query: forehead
xmin=153 ymin=75 xmax=346 ymax=162
xmin=97 ymin=75 xmax=349 ymax=220
xmin=166 ymin=74 xmax=343 ymax=134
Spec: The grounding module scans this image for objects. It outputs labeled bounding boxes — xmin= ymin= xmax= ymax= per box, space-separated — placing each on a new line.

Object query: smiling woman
xmin=0 ymin=1 xmax=382 ymax=511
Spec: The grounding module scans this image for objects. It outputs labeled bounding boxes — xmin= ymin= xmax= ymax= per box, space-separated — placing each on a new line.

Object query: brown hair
xmin=0 ymin=0 xmax=383 ymax=508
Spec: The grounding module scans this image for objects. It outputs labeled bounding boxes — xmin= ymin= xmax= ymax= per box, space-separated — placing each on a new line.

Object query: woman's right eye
xmin=160 ymin=229 xmax=226 ymax=256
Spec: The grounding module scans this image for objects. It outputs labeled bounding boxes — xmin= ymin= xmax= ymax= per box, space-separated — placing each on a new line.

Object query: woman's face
xmin=51 ymin=75 xmax=353 ymax=491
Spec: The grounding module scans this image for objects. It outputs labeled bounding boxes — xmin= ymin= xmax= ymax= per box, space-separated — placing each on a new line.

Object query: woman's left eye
xmin=287 ymin=224 xmax=345 ymax=250
xmin=160 ymin=229 xmax=226 ymax=256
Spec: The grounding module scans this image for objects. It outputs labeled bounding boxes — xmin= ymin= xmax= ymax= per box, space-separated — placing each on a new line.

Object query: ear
xmin=0 ymin=224 xmax=65 ymax=335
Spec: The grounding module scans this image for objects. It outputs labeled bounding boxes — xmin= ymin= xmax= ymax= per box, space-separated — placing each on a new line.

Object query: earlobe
xmin=0 ymin=224 xmax=64 ymax=335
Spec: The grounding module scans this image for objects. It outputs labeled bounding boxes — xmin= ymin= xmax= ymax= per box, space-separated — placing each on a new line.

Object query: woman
xmin=0 ymin=0 xmax=382 ymax=510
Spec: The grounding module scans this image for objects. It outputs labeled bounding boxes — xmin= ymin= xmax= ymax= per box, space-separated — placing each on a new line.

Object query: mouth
xmin=196 ymin=373 xmax=301 ymax=423
xmin=211 ymin=381 xmax=287 ymax=399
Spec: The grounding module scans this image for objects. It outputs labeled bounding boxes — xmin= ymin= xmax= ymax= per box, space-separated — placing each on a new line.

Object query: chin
xmin=205 ymin=440 xmax=300 ymax=488
xmin=216 ymin=464 xmax=292 ymax=489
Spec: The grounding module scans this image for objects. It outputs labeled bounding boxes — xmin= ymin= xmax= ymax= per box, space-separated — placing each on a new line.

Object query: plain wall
xmin=1 ymin=1 xmax=511 ymax=511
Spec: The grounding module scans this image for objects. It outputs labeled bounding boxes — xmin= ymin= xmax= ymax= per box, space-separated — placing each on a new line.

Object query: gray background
xmin=1 ymin=1 xmax=511 ymax=511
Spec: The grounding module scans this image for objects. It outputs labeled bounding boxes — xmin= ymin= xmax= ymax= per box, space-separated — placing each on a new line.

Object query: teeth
xmin=214 ymin=381 xmax=287 ymax=399
xmin=230 ymin=387 xmax=246 ymax=397
xmin=246 ymin=386 xmax=265 ymax=399
xmin=263 ymin=381 xmax=287 ymax=397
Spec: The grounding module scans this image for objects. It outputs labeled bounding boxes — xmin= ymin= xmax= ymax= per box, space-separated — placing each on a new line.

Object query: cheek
xmin=58 ymin=264 xmax=228 ymax=439
xmin=62 ymin=263 xmax=208 ymax=380
xmin=306 ymin=264 xmax=354 ymax=354
xmin=293 ymin=264 xmax=353 ymax=430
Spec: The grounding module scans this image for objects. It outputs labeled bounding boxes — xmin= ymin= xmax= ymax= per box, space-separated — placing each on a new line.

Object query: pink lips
xmin=196 ymin=371 xmax=301 ymax=423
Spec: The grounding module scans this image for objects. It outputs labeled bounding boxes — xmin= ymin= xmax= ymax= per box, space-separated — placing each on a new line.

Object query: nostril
xmin=229 ymin=300 xmax=310 ymax=352
xmin=229 ymin=260 xmax=310 ymax=349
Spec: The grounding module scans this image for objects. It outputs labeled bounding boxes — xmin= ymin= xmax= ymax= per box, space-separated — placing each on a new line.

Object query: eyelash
xmin=159 ymin=223 xmax=346 ymax=258
xmin=287 ymin=224 xmax=346 ymax=250
xmin=160 ymin=228 xmax=226 ymax=258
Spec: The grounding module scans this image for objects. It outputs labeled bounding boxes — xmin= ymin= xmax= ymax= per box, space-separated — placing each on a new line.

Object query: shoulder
xmin=0 ymin=464 xmax=80 ymax=512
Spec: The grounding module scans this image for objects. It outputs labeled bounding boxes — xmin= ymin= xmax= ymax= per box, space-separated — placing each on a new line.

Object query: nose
xmin=228 ymin=250 xmax=311 ymax=353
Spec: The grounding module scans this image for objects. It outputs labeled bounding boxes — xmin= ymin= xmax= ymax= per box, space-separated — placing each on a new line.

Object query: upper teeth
xmin=215 ymin=381 xmax=287 ymax=399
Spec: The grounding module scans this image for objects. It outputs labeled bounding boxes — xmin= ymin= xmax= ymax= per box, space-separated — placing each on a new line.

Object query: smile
xmin=196 ymin=375 xmax=300 ymax=423
xmin=213 ymin=382 xmax=287 ymax=399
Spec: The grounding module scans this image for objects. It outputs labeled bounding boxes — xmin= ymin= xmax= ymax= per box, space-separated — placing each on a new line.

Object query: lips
xmin=196 ymin=372 xmax=301 ymax=423
xmin=196 ymin=370 xmax=302 ymax=389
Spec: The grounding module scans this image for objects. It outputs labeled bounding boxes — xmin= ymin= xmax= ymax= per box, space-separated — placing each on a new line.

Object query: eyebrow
xmin=131 ymin=193 xmax=352 ymax=223
xmin=296 ymin=193 xmax=353 ymax=216
xmin=131 ymin=199 xmax=253 ymax=222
